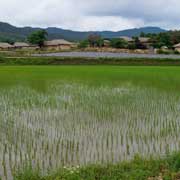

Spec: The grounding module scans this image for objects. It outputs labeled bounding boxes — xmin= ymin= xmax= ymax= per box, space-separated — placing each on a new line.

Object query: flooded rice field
xmin=0 ymin=66 xmax=180 ymax=179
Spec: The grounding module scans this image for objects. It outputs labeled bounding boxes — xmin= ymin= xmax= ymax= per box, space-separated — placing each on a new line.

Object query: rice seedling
xmin=0 ymin=66 xmax=180 ymax=179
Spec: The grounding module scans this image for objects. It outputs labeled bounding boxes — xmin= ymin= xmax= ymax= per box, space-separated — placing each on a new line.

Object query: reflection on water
xmin=0 ymin=83 xmax=180 ymax=179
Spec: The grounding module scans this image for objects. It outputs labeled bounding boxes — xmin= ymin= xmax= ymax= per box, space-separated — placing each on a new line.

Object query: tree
xmin=27 ymin=30 xmax=48 ymax=48
xmin=88 ymin=34 xmax=103 ymax=47
xmin=110 ymin=38 xmax=128 ymax=49
xmin=140 ymin=32 xmax=146 ymax=37
xmin=78 ymin=40 xmax=89 ymax=48
xmin=0 ymin=37 xmax=15 ymax=45
xmin=134 ymin=37 xmax=147 ymax=49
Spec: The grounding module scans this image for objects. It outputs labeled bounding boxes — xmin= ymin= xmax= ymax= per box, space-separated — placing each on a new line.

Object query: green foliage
xmin=1 ymin=57 xmax=180 ymax=66
xmin=14 ymin=152 xmax=180 ymax=180
xmin=157 ymin=49 xmax=170 ymax=54
xmin=166 ymin=152 xmax=180 ymax=171
xmin=14 ymin=167 xmax=41 ymax=180
xmin=27 ymin=30 xmax=48 ymax=47
xmin=134 ymin=37 xmax=147 ymax=49
xmin=110 ymin=38 xmax=128 ymax=48
xmin=174 ymin=50 xmax=180 ymax=54
xmin=140 ymin=32 xmax=146 ymax=37
xmin=152 ymin=33 xmax=172 ymax=48
xmin=88 ymin=34 xmax=103 ymax=47
xmin=0 ymin=37 xmax=15 ymax=44
xmin=128 ymin=43 xmax=136 ymax=50
xmin=0 ymin=55 xmax=5 ymax=63
xmin=78 ymin=40 xmax=89 ymax=48
xmin=141 ymin=31 xmax=180 ymax=49
xmin=169 ymin=30 xmax=180 ymax=44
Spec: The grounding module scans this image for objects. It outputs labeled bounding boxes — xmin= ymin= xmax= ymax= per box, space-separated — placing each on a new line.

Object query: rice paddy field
xmin=0 ymin=66 xmax=180 ymax=179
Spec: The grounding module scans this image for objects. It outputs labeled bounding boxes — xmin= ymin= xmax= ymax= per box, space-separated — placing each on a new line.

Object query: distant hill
xmin=0 ymin=22 xmax=166 ymax=42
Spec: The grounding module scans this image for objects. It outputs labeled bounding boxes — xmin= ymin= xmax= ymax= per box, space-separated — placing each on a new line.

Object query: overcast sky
xmin=0 ymin=0 xmax=180 ymax=31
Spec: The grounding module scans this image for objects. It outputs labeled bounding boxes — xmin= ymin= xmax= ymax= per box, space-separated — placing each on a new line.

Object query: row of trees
xmin=79 ymin=34 xmax=148 ymax=49
xmin=2 ymin=29 xmax=180 ymax=50
xmin=79 ymin=31 xmax=180 ymax=50
xmin=0 ymin=30 xmax=48 ymax=47
xmin=110 ymin=38 xmax=147 ymax=49
xmin=140 ymin=31 xmax=180 ymax=48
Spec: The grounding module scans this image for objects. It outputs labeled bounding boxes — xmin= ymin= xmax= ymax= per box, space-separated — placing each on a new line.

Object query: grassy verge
xmin=14 ymin=153 xmax=180 ymax=180
xmin=0 ymin=56 xmax=180 ymax=65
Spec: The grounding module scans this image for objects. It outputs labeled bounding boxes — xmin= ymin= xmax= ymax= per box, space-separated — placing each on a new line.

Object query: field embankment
xmin=1 ymin=56 xmax=180 ymax=65
xmin=15 ymin=152 xmax=180 ymax=180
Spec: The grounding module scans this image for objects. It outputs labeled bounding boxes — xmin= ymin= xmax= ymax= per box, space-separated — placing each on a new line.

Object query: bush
xmin=157 ymin=49 xmax=170 ymax=54
xmin=128 ymin=43 xmax=136 ymax=50
xmin=14 ymin=167 xmax=41 ymax=180
xmin=78 ymin=40 xmax=89 ymax=48
xmin=174 ymin=50 xmax=180 ymax=54
xmin=0 ymin=55 xmax=5 ymax=63
xmin=14 ymin=152 xmax=180 ymax=180
xmin=110 ymin=38 xmax=128 ymax=49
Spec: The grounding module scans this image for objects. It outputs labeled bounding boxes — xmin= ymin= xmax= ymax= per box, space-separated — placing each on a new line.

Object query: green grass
xmin=0 ymin=66 xmax=180 ymax=91
xmin=1 ymin=56 xmax=180 ymax=65
xmin=15 ymin=152 xmax=180 ymax=180
xmin=1 ymin=66 xmax=180 ymax=179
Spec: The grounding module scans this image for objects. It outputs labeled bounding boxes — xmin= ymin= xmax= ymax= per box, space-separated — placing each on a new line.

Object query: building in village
xmin=14 ymin=42 xmax=38 ymax=50
xmin=139 ymin=37 xmax=151 ymax=44
xmin=0 ymin=43 xmax=14 ymax=50
xmin=138 ymin=37 xmax=152 ymax=49
xmin=119 ymin=36 xmax=134 ymax=43
xmin=173 ymin=43 xmax=180 ymax=52
xmin=43 ymin=39 xmax=76 ymax=50
xmin=103 ymin=40 xmax=111 ymax=47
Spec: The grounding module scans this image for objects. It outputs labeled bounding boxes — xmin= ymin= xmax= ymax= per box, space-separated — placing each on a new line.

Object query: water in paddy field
xmin=0 ymin=82 xmax=180 ymax=179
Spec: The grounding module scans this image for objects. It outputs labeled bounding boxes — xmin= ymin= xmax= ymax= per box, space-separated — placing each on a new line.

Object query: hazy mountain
xmin=0 ymin=22 xmax=166 ymax=42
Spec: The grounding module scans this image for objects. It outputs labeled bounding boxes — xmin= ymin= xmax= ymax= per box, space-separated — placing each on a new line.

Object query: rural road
xmin=34 ymin=52 xmax=180 ymax=59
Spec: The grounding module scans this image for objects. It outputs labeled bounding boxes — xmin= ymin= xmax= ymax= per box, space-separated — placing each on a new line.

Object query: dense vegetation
xmin=140 ymin=31 xmax=180 ymax=48
xmin=27 ymin=30 xmax=48 ymax=47
xmin=15 ymin=152 xmax=180 ymax=180
xmin=0 ymin=56 xmax=180 ymax=65
xmin=77 ymin=30 xmax=180 ymax=54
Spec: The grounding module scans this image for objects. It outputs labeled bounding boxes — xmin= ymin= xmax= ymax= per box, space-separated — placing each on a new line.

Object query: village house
xmin=173 ymin=43 xmax=180 ymax=52
xmin=43 ymin=39 xmax=76 ymax=50
xmin=139 ymin=37 xmax=150 ymax=44
xmin=14 ymin=42 xmax=38 ymax=50
xmin=119 ymin=36 xmax=134 ymax=43
xmin=103 ymin=40 xmax=111 ymax=47
xmin=0 ymin=43 xmax=14 ymax=50
xmin=139 ymin=37 xmax=152 ymax=49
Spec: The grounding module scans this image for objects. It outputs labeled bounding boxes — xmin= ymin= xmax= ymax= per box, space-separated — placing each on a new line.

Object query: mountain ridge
xmin=0 ymin=22 xmax=166 ymax=42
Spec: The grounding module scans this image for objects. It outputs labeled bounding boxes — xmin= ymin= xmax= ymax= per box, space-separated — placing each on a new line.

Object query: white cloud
xmin=0 ymin=0 xmax=179 ymax=30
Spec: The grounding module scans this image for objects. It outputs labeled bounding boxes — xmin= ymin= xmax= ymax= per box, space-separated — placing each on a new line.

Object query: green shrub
xmin=128 ymin=43 xmax=136 ymax=50
xmin=0 ymin=55 xmax=5 ymax=63
xmin=14 ymin=167 xmax=42 ymax=180
xmin=14 ymin=152 xmax=180 ymax=180
xmin=78 ymin=40 xmax=89 ymax=48
xmin=174 ymin=50 xmax=180 ymax=54
xmin=110 ymin=38 xmax=128 ymax=49
xmin=157 ymin=49 xmax=170 ymax=54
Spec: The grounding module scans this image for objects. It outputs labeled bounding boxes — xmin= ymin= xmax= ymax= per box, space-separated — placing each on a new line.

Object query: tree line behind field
xmin=2 ymin=27 xmax=180 ymax=53
xmin=78 ymin=31 xmax=180 ymax=51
